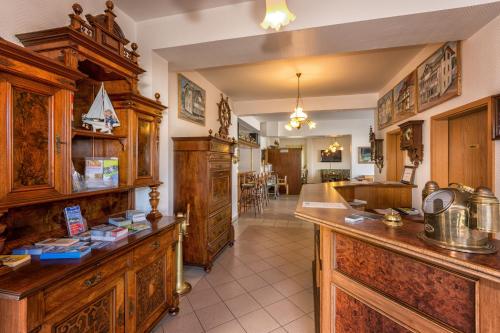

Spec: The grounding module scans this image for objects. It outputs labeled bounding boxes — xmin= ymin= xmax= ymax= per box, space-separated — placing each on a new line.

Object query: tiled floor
xmin=153 ymin=196 xmax=316 ymax=333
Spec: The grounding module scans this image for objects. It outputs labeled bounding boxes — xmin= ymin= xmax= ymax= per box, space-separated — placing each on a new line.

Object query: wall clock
xmin=398 ymin=120 xmax=424 ymax=166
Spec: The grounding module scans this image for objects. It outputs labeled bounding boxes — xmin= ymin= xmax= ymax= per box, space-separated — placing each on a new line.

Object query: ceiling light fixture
xmin=324 ymin=138 xmax=344 ymax=154
xmin=285 ymin=73 xmax=316 ymax=131
xmin=261 ymin=0 xmax=296 ymax=31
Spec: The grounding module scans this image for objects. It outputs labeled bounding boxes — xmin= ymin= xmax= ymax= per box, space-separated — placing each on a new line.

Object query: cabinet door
xmin=42 ymin=276 xmax=126 ymax=333
xmin=0 ymin=75 xmax=70 ymax=205
xmin=133 ymin=112 xmax=158 ymax=186
xmin=208 ymin=170 xmax=231 ymax=213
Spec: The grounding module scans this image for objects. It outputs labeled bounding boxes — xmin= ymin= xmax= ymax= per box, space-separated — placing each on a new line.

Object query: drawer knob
xmin=151 ymin=240 xmax=160 ymax=249
xmin=84 ymin=272 xmax=102 ymax=287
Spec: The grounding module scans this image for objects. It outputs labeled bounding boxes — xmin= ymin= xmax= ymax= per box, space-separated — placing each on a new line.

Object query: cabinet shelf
xmin=72 ymin=128 xmax=127 ymax=141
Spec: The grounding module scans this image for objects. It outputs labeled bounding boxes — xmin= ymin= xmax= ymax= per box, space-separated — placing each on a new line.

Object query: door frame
xmin=430 ymin=96 xmax=495 ymax=189
xmin=386 ymin=129 xmax=404 ymax=181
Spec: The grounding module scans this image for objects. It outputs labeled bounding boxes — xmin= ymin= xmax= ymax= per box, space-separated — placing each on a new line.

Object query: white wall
xmin=167 ymin=72 xmax=239 ymax=219
xmin=375 ymin=14 xmax=500 ymax=209
xmin=307 ymin=136 xmax=352 ymax=183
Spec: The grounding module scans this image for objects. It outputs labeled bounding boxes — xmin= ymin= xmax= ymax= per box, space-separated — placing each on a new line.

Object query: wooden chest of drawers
xmin=0 ymin=217 xmax=180 ymax=333
xmin=173 ymin=136 xmax=235 ymax=272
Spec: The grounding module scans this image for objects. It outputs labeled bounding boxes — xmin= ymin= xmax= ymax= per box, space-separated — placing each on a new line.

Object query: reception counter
xmin=296 ymin=182 xmax=500 ymax=333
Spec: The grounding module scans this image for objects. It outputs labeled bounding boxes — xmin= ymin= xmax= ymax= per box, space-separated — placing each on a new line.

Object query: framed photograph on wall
xmin=400 ymin=165 xmax=416 ymax=185
xmin=417 ymin=41 xmax=461 ymax=112
xmin=377 ymin=90 xmax=394 ymax=130
xmin=178 ymin=74 xmax=206 ymax=126
xmin=393 ymin=71 xmax=417 ymax=122
xmin=358 ymin=147 xmax=373 ymax=164
xmin=320 ymin=150 xmax=341 ymax=162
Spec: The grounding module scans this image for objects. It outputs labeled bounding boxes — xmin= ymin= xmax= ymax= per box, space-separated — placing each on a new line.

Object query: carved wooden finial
xmin=154 ymin=92 xmax=161 ymax=102
xmin=208 ymin=129 xmax=213 ymax=136
xmin=106 ymin=0 xmax=114 ymax=11
xmin=131 ymin=42 xmax=138 ymax=51
xmin=72 ymin=3 xmax=83 ymax=15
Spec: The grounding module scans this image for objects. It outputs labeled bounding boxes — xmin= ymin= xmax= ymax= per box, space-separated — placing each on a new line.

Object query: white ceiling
xmin=199 ymin=46 xmax=425 ymax=100
xmin=244 ymin=109 xmax=375 ymax=122
xmin=115 ymin=0 xmax=254 ymax=21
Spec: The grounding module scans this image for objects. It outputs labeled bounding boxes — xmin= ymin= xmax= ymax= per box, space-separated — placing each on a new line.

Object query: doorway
xmin=431 ymin=97 xmax=495 ymax=189
xmin=266 ymin=148 xmax=303 ymax=195
xmin=386 ymin=130 xmax=405 ymax=181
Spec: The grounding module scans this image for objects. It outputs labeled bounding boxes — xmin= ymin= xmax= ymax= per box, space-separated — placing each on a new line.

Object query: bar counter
xmin=296 ymin=182 xmax=500 ymax=333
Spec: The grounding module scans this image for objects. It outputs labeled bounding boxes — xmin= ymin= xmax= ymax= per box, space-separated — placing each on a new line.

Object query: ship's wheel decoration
xmin=217 ymin=94 xmax=231 ymax=138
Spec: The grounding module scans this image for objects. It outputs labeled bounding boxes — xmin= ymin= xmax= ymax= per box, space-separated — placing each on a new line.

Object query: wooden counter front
xmin=296 ymin=183 xmax=500 ymax=333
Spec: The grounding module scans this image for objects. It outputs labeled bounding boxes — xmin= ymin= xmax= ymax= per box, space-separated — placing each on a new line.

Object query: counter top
xmin=0 ymin=216 xmax=180 ymax=300
xmin=295 ymin=183 xmax=500 ymax=282
xmin=329 ymin=180 xmax=417 ymax=188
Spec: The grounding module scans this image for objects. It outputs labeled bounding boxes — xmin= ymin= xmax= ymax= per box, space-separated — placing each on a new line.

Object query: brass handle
xmin=151 ymin=240 xmax=160 ymax=249
xmin=84 ymin=272 xmax=102 ymax=287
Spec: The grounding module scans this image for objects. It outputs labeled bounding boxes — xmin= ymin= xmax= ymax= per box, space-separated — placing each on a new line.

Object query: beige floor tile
xmin=191 ymin=277 xmax=212 ymax=293
xmin=270 ymin=328 xmax=287 ymax=333
xmin=272 ymin=278 xmax=304 ymax=297
xmin=176 ymin=296 xmax=194 ymax=317
xmin=236 ymin=253 xmax=262 ymax=264
xmin=288 ymin=290 xmax=314 ymax=313
xmin=247 ymin=260 xmax=274 ymax=273
xmin=195 ymin=301 xmax=234 ymax=331
xmin=264 ymin=255 xmax=289 ymax=267
xmin=238 ymin=309 xmax=280 ymax=333
xmin=250 ymin=285 xmax=285 ymax=307
xmin=283 ymin=315 xmax=315 ymax=333
xmin=265 ymin=299 xmax=304 ymax=326
xmin=206 ymin=268 xmax=235 ymax=287
xmin=277 ymin=263 xmax=307 ymax=277
xmin=206 ymin=319 xmax=246 ymax=333
xmin=161 ymin=312 xmax=204 ymax=333
xmin=187 ymin=287 xmax=222 ymax=310
xmin=258 ymin=268 xmax=288 ymax=284
xmin=238 ymin=274 xmax=269 ymax=292
xmin=225 ymin=293 xmax=262 ymax=317
xmin=226 ymin=263 xmax=256 ymax=279
xmin=214 ymin=280 xmax=246 ymax=301
xmin=291 ymin=271 xmax=314 ymax=289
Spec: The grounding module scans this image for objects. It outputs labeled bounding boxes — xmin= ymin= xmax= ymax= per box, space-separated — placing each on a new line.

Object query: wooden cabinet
xmin=0 ymin=218 xmax=180 ymax=333
xmin=173 ymin=136 xmax=235 ymax=272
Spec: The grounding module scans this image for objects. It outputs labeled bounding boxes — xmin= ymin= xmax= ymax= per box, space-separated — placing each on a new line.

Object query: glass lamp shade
xmin=308 ymin=121 xmax=316 ymax=129
xmin=285 ymin=123 xmax=292 ymax=131
xmin=290 ymin=118 xmax=300 ymax=128
xmin=261 ymin=0 xmax=296 ymax=31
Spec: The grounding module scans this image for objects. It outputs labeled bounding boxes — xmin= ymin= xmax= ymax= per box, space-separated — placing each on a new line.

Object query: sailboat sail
xmin=82 ymin=83 xmax=120 ymax=133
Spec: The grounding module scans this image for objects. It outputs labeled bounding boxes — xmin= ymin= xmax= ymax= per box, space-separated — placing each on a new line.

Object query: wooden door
xmin=386 ymin=131 xmax=404 ymax=181
xmin=267 ymin=148 xmax=302 ymax=195
xmin=0 ymin=75 xmax=70 ymax=205
xmin=448 ymin=107 xmax=488 ymax=188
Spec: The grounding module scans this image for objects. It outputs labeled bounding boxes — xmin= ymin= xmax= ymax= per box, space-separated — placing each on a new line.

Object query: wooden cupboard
xmin=173 ymin=136 xmax=235 ymax=272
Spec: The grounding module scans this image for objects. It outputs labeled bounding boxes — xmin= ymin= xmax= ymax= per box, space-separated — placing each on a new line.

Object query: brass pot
xmin=468 ymin=187 xmax=500 ymax=233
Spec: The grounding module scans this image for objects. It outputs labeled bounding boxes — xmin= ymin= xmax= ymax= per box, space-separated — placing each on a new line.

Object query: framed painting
xmin=178 ymin=74 xmax=206 ymax=125
xmin=377 ymin=90 xmax=394 ymax=130
xmin=400 ymin=165 xmax=416 ymax=185
xmin=417 ymin=41 xmax=461 ymax=112
xmin=393 ymin=71 xmax=417 ymax=122
xmin=358 ymin=147 xmax=373 ymax=164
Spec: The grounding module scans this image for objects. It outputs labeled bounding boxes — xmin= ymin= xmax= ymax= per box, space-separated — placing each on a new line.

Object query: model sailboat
xmin=82 ymin=83 xmax=120 ymax=133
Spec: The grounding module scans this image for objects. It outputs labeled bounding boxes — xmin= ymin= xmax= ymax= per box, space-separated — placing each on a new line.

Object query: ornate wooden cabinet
xmin=173 ymin=136 xmax=235 ymax=272
xmin=0 ymin=218 xmax=180 ymax=333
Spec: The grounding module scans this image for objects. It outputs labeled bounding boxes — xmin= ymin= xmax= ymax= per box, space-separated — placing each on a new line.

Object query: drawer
xmin=208 ymin=206 xmax=231 ymax=242
xmin=208 ymin=170 xmax=231 ymax=213
xmin=209 ymin=160 xmax=231 ymax=171
xmin=44 ymin=254 xmax=129 ymax=314
xmin=334 ymin=233 xmax=477 ymax=333
xmin=133 ymin=231 xmax=174 ymax=264
xmin=209 ymin=153 xmax=231 ymax=162
xmin=208 ymin=229 xmax=229 ymax=255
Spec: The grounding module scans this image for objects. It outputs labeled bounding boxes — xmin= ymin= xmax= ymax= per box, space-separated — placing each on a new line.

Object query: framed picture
xmin=417 ymin=41 xmax=461 ymax=112
xmin=358 ymin=147 xmax=373 ymax=164
xmin=320 ymin=150 xmax=341 ymax=162
xmin=393 ymin=71 xmax=417 ymax=122
xmin=178 ymin=74 xmax=206 ymax=125
xmin=377 ymin=90 xmax=394 ymax=129
xmin=400 ymin=165 xmax=416 ymax=185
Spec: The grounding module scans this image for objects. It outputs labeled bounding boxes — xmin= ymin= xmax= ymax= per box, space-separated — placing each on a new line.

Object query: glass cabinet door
xmin=134 ymin=112 xmax=157 ymax=186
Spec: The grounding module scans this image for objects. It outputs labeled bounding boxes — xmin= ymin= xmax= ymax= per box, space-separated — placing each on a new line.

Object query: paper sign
xmin=302 ymin=202 xmax=347 ymax=209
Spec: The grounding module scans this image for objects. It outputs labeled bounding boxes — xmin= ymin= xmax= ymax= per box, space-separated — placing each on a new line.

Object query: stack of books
xmin=126 ymin=210 xmax=147 ymax=223
xmin=39 ymin=244 xmax=91 ymax=260
xmin=108 ymin=217 xmax=132 ymax=227
xmin=90 ymin=224 xmax=128 ymax=241
xmin=0 ymin=254 xmax=31 ymax=267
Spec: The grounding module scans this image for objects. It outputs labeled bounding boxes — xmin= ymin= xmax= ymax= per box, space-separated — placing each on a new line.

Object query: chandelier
xmin=285 ymin=73 xmax=316 ymax=131
xmin=261 ymin=0 xmax=296 ymax=31
xmin=324 ymin=139 xmax=343 ymax=154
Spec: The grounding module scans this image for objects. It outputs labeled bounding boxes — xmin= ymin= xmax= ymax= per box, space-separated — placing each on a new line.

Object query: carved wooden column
xmin=147 ymin=186 xmax=162 ymax=220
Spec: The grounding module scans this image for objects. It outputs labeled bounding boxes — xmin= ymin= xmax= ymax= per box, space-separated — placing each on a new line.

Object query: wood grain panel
xmin=335 ymin=234 xmax=476 ymax=333
xmin=335 ymin=288 xmax=411 ymax=333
